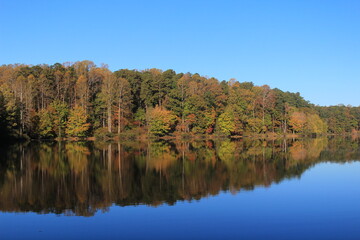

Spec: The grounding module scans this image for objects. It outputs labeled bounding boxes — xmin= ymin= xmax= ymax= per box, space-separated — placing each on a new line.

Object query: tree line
xmin=0 ymin=60 xmax=359 ymax=140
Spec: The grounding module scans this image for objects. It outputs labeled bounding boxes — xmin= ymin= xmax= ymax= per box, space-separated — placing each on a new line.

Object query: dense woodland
xmin=0 ymin=60 xmax=359 ymax=140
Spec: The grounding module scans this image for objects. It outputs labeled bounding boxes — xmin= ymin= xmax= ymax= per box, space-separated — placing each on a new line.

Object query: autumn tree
xmin=39 ymin=101 xmax=68 ymax=138
xmin=289 ymin=109 xmax=327 ymax=135
xmin=115 ymin=77 xmax=131 ymax=134
xmin=148 ymin=106 xmax=177 ymax=136
xmin=38 ymin=107 xmax=55 ymax=138
xmin=289 ymin=110 xmax=307 ymax=133
xmin=66 ymin=106 xmax=90 ymax=137
xmin=14 ymin=75 xmax=26 ymax=135
xmin=99 ymin=68 xmax=117 ymax=133
xmin=217 ymin=107 xmax=236 ymax=135
xmin=0 ymin=91 xmax=9 ymax=139
xmin=75 ymin=75 xmax=88 ymax=108
xmin=306 ymin=113 xmax=327 ymax=134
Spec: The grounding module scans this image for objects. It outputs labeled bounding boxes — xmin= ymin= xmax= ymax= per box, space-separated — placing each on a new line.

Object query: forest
xmin=0 ymin=60 xmax=359 ymax=140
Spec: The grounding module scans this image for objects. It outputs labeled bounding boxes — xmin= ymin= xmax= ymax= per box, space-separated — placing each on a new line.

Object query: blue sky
xmin=0 ymin=0 xmax=359 ymax=106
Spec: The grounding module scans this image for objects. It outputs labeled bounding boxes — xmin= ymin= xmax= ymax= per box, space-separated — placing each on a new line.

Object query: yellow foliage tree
xmin=306 ymin=113 xmax=328 ymax=134
xmin=66 ymin=106 xmax=90 ymax=137
xmin=289 ymin=111 xmax=307 ymax=133
xmin=148 ymin=106 xmax=177 ymax=136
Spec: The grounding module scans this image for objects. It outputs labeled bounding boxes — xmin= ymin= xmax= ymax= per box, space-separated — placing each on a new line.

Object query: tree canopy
xmin=0 ymin=61 xmax=358 ymax=139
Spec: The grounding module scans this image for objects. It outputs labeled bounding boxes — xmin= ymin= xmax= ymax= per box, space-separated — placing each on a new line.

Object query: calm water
xmin=0 ymin=137 xmax=360 ymax=239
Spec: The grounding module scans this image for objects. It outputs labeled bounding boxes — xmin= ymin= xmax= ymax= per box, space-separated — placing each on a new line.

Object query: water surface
xmin=0 ymin=137 xmax=359 ymax=239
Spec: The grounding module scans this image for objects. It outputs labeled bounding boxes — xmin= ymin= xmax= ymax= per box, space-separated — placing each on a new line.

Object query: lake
xmin=0 ymin=137 xmax=360 ymax=239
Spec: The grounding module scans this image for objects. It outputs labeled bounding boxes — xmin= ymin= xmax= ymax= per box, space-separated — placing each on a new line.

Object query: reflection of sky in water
xmin=2 ymin=162 xmax=360 ymax=240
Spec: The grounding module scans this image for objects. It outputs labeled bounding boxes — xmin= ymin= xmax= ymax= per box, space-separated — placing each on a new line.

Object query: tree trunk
xmin=107 ymin=102 xmax=112 ymax=133
xmin=20 ymin=86 xmax=24 ymax=135
xmin=181 ymin=82 xmax=184 ymax=132
xmin=41 ymin=91 xmax=44 ymax=110
xmin=118 ymin=99 xmax=121 ymax=134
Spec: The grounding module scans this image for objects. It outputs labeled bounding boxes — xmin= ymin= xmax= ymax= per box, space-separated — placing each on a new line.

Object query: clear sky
xmin=0 ymin=0 xmax=359 ymax=106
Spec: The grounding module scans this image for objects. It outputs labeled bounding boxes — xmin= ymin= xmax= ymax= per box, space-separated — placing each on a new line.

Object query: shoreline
xmin=7 ymin=132 xmax=359 ymax=143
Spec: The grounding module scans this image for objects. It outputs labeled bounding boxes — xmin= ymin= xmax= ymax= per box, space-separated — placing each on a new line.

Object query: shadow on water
xmin=0 ymin=136 xmax=359 ymax=216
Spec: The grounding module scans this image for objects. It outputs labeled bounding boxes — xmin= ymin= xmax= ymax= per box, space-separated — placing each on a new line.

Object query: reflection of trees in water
xmin=0 ymin=137 xmax=359 ymax=216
